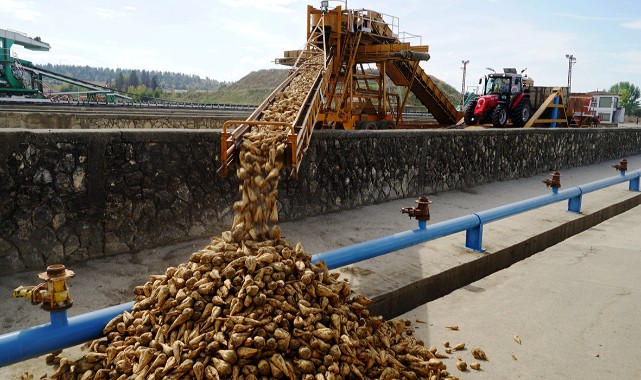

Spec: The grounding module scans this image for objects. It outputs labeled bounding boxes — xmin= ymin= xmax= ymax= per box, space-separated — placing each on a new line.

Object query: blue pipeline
xmin=314 ymin=169 xmax=641 ymax=264
xmin=0 ymin=302 xmax=134 ymax=367
xmin=1 ymin=170 xmax=640 ymax=367
xmin=474 ymin=187 xmax=581 ymax=224
xmin=579 ymin=170 xmax=640 ymax=193
xmin=311 ymin=187 xmax=584 ymax=265
xmin=312 ymin=214 xmax=480 ymax=269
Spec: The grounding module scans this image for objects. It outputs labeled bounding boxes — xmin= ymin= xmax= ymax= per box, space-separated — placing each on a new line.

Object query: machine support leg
xmin=568 ymin=194 xmax=582 ymax=213
xmin=630 ymin=177 xmax=640 ymax=192
xmin=465 ymin=224 xmax=484 ymax=252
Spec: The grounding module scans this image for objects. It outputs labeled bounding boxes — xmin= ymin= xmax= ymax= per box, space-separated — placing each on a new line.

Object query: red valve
xmin=542 ymin=172 xmax=561 ymax=189
xmin=612 ymin=159 xmax=628 ymax=172
xmin=401 ymin=196 xmax=433 ymax=221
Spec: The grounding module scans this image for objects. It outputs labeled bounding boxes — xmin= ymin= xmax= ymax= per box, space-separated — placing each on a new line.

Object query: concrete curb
xmin=370 ymin=193 xmax=641 ymax=319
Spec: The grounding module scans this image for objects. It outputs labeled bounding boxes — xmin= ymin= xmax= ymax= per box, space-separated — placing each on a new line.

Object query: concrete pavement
xmin=399 ymin=204 xmax=641 ymax=379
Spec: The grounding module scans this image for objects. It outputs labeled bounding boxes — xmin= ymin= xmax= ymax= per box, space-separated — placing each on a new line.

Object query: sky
xmin=2 ymin=0 xmax=641 ymax=94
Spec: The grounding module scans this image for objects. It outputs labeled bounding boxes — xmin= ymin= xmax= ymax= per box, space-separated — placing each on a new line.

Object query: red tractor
xmin=464 ymin=68 xmax=533 ymax=128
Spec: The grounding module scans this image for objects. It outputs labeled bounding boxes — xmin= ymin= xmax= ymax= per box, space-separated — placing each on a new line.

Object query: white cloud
xmin=95 ymin=7 xmax=118 ymax=19
xmin=217 ymin=0 xmax=304 ymax=14
xmin=621 ymin=18 xmax=641 ymax=29
xmin=548 ymin=12 xmax=618 ymax=22
xmin=0 ymin=0 xmax=41 ymax=22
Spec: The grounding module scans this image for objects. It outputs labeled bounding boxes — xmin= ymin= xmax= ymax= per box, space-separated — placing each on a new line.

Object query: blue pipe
xmin=578 ymin=170 xmax=640 ymax=194
xmin=466 ymin=186 xmax=581 ymax=250
xmin=475 ymin=187 xmax=582 ymax=225
xmin=313 ymin=169 xmax=641 ymax=262
xmin=569 ymin=170 xmax=641 ymax=212
xmin=312 ymin=214 xmax=480 ymax=269
xmin=1 ymin=169 xmax=640 ymax=367
xmin=0 ymin=302 xmax=134 ymax=367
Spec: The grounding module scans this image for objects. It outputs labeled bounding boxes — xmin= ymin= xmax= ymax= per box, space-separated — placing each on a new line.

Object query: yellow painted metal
xmin=283 ymin=4 xmax=460 ymax=128
xmin=533 ymin=119 xmax=569 ymax=123
xmin=524 ymin=87 xmax=569 ymax=128
xmin=220 ymin=3 xmax=463 ymax=176
xmin=13 ymin=265 xmax=75 ymax=311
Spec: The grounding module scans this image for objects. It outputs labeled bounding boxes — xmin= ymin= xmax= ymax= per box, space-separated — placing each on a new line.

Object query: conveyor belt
xmin=365 ymin=12 xmax=461 ymax=125
xmin=25 ymin=66 xmax=130 ymax=100
xmin=219 ymin=57 xmax=330 ymax=177
xmin=386 ymin=60 xmax=461 ymax=125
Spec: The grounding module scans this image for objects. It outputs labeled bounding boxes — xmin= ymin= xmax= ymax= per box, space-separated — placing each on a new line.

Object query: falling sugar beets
xmin=46 ymin=58 xmax=464 ymax=380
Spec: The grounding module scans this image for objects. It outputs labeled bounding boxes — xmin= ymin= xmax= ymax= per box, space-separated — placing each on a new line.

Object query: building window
xmin=598 ymin=97 xmax=612 ymax=108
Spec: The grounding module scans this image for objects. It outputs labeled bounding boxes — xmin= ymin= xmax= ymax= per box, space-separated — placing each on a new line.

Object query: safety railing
xmin=1 ymin=166 xmax=639 ymax=367
xmin=311 ymin=167 xmax=640 ymax=267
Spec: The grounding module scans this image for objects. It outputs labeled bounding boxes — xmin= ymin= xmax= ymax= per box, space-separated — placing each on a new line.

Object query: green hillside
xmin=39 ymin=63 xmax=461 ymax=107
xmin=166 ymin=68 xmax=461 ymax=108
xmin=209 ymin=69 xmax=289 ymax=105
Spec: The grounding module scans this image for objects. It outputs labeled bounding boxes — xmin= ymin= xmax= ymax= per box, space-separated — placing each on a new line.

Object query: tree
xmin=115 ymin=72 xmax=125 ymax=91
xmin=140 ymin=70 xmax=151 ymax=88
xmin=609 ymin=82 xmax=640 ymax=114
xmin=151 ymin=75 xmax=159 ymax=91
xmin=127 ymin=70 xmax=140 ymax=88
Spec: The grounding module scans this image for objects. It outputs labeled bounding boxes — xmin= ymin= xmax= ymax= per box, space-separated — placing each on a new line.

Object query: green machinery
xmin=1 ymin=28 xmax=128 ymax=102
xmin=0 ymin=28 xmax=50 ymax=98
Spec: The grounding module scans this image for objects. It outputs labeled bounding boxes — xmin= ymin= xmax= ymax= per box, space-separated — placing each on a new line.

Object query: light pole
xmin=461 ymin=60 xmax=469 ymax=110
xmin=565 ymin=54 xmax=576 ymax=103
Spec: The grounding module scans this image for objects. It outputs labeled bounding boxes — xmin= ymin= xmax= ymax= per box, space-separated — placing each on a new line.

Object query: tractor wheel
xmin=511 ymin=98 xmax=532 ymax=128
xmin=463 ymin=101 xmax=478 ymax=125
xmin=376 ymin=120 xmax=396 ymax=129
xmin=357 ymin=121 xmax=377 ymax=130
xmin=492 ymin=104 xmax=508 ymax=128
xmin=363 ymin=121 xmax=376 ymax=130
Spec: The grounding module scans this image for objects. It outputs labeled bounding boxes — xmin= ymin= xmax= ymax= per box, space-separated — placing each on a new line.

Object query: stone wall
xmin=0 ymin=111 xmax=249 ymax=129
xmin=2 ymin=128 xmax=641 ymax=274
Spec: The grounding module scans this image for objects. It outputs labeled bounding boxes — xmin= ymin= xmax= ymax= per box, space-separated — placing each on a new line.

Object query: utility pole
xmin=461 ymin=60 xmax=469 ymax=110
xmin=565 ymin=54 xmax=576 ymax=104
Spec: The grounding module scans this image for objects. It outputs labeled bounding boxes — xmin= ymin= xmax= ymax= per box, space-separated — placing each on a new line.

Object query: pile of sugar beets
xmin=40 ymin=58 xmax=484 ymax=380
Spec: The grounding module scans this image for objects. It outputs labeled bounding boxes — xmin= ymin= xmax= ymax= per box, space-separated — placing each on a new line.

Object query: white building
xmin=587 ymin=91 xmax=625 ymax=124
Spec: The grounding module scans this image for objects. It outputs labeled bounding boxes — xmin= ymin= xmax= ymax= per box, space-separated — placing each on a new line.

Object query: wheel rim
xmin=522 ymin=107 xmax=529 ymax=121
xmin=500 ymin=109 xmax=507 ymax=125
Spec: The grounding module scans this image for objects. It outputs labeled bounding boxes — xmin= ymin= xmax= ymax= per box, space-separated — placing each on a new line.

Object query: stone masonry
xmin=0 ymin=111 xmax=236 ymax=129
xmin=1 ymin=128 xmax=641 ymax=274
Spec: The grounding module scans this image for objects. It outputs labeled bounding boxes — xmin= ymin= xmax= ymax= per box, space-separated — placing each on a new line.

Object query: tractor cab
xmin=464 ymin=68 xmax=533 ymax=128
xmin=484 ymin=69 xmax=523 ymax=102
